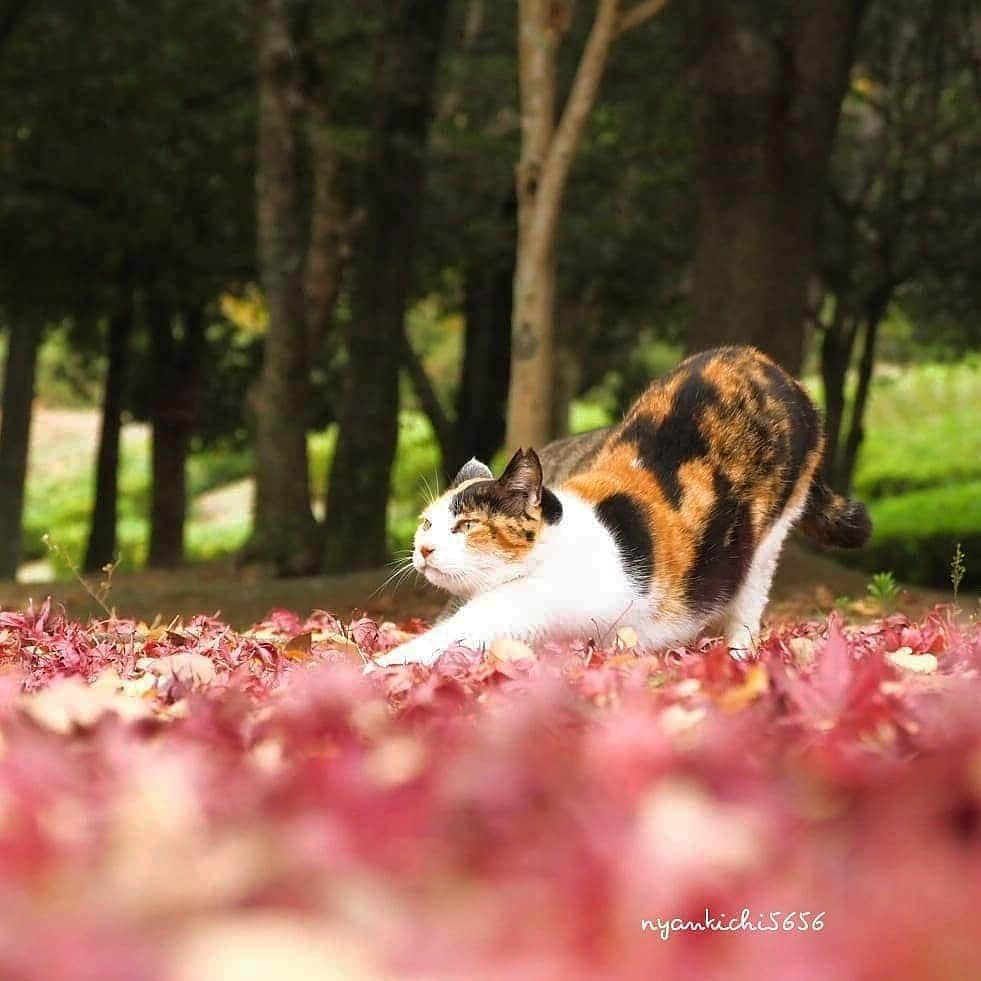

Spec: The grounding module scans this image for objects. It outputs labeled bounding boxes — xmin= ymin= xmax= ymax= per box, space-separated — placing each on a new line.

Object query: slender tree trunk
xmin=507 ymin=0 xmax=668 ymax=448
xmin=402 ymin=330 xmax=454 ymax=470
xmin=148 ymin=306 xmax=205 ymax=568
xmin=83 ymin=306 xmax=132 ymax=573
xmin=507 ymin=0 xmax=614 ymax=450
xmin=839 ymin=309 xmax=883 ymax=495
xmin=550 ymin=308 xmax=582 ymax=440
xmin=304 ymin=115 xmax=348 ymax=367
xmin=689 ymin=0 xmax=867 ymax=375
xmin=819 ymin=306 xmax=858 ymax=486
xmin=0 ymin=321 xmax=41 ymax=579
xmin=452 ymin=247 xmax=515 ymax=472
xmin=321 ymin=0 xmax=451 ymax=573
xmin=248 ymin=0 xmax=319 ymax=575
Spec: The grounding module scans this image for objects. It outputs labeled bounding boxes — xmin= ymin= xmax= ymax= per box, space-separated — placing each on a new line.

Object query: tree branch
xmin=616 ymin=0 xmax=670 ymax=36
xmin=401 ymin=331 xmax=455 ymax=464
xmin=523 ymin=0 xmax=620 ymax=277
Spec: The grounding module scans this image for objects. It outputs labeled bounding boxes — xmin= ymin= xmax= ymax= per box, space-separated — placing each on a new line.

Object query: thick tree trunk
xmin=83 ymin=307 xmax=132 ymax=573
xmin=148 ymin=307 xmax=204 ymax=568
xmin=689 ymin=0 xmax=867 ymax=375
xmin=248 ymin=0 xmax=319 ymax=575
xmin=321 ymin=0 xmax=451 ymax=573
xmin=0 ymin=321 xmax=41 ymax=579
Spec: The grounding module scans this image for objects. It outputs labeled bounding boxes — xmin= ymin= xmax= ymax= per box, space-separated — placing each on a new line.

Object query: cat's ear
xmin=498 ymin=448 xmax=543 ymax=509
xmin=451 ymin=457 xmax=493 ymax=487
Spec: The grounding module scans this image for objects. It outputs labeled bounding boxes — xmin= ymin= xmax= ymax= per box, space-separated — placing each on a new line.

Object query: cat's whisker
xmin=390 ymin=564 xmax=418 ymax=596
xmin=370 ymin=559 xmax=415 ymax=599
xmin=420 ymin=473 xmax=437 ymax=508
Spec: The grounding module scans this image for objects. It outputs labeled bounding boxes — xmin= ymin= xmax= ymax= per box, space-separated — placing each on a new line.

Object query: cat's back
xmin=562 ymin=346 xmax=823 ymax=611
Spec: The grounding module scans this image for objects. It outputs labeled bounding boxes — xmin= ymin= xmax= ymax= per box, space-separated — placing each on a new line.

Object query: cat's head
xmin=412 ymin=448 xmax=562 ymax=598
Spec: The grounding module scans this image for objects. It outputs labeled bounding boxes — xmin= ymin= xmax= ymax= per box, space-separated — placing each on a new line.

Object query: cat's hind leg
xmin=723 ymin=499 xmax=806 ymax=660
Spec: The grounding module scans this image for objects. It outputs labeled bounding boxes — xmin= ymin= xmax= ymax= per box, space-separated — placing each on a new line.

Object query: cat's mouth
xmin=413 ymin=551 xmax=445 ymax=580
xmin=421 ymin=564 xmax=448 ymax=584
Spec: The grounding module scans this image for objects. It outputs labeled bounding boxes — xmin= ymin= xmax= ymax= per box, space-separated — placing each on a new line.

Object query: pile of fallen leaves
xmin=0 ymin=600 xmax=979 ymax=980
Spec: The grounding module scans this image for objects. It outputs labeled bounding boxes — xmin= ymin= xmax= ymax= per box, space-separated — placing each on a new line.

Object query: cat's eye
xmin=453 ymin=519 xmax=478 ymax=534
xmin=420 ymin=517 xmax=432 ymax=531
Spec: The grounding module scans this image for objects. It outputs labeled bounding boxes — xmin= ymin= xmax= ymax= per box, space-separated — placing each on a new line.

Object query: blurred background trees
xmin=0 ymin=0 xmax=978 ymax=590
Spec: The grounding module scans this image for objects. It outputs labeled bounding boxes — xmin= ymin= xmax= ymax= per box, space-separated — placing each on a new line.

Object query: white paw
xmin=726 ymin=626 xmax=759 ymax=661
xmin=365 ymin=638 xmax=441 ymax=671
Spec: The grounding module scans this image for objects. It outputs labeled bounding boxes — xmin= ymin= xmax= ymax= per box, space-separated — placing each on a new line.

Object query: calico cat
xmin=369 ymin=346 xmax=871 ymax=669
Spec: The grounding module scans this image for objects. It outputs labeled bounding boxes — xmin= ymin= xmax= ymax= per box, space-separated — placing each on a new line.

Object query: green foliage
xmin=853 ymin=482 xmax=981 ymax=591
xmin=866 ymin=571 xmax=901 ymax=608
xmin=23 ymin=426 xmax=253 ymax=575
xmin=850 ymin=358 xmax=981 ymax=499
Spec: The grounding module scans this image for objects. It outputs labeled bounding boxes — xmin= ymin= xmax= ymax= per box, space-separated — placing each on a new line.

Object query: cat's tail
xmin=798 ymin=479 xmax=872 ymax=549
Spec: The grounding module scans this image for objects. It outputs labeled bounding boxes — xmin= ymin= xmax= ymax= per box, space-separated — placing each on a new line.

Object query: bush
xmin=848 ymin=481 xmax=981 ymax=590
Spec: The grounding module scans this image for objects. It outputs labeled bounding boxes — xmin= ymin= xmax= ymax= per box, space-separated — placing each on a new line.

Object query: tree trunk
xmin=304 ymin=116 xmax=348 ymax=367
xmin=819 ymin=306 xmax=858 ymax=486
xmin=148 ymin=306 xmax=205 ymax=568
xmin=248 ymin=0 xmax=319 ymax=575
xmin=0 ymin=320 xmax=41 ymax=579
xmin=402 ymin=330 xmax=454 ymax=471
xmin=507 ymin=0 xmax=620 ymax=450
xmin=689 ymin=0 xmax=867 ymax=375
xmin=321 ymin=0 xmax=451 ymax=573
xmin=452 ymin=221 xmax=516 ymax=473
xmin=550 ymin=325 xmax=581 ymax=440
xmin=83 ymin=306 xmax=132 ymax=573
xmin=839 ymin=309 xmax=882 ymax=495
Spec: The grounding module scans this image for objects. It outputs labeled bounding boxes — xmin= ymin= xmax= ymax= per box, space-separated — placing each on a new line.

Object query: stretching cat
xmin=370 ymin=346 xmax=870 ymax=669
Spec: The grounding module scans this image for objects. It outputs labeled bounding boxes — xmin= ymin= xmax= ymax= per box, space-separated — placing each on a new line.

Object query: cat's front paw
xmin=726 ymin=625 xmax=760 ymax=661
xmin=366 ymin=637 xmax=443 ymax=672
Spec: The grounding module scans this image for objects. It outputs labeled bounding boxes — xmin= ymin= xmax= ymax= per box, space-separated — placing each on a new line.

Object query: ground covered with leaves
xmin=0 ymin=601 xmax=979 ymax=980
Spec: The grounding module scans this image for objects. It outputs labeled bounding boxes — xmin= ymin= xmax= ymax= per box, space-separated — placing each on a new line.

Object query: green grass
xmin=25 ymin=407 xmax=443 ymax=578
xmin=24 ymin=426 xmax=254 ymax=574
xmin=811 ymin=358 xmax=981 ymax=590
xmin=850 ymin=358 xmax=981 ymax=499
xmin=855 ymin=482 xmax=981 ymax=590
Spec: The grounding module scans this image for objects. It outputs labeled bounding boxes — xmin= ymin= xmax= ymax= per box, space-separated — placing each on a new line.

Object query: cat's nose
xmin=419 ymin=545 xmax=434 ymax=559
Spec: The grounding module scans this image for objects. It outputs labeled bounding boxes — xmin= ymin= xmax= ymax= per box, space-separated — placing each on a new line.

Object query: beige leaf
xmin=489 ymin=637 xmax=535 ymax=662
xmin=885 ymin=647 xmax=938 ymax=675
xmin=138 ymin=653 xmax=217 ymax=687
xmin=787 ymin=636 xmax=817 ymax=667
xmin=20 ymin=674 xmax=151 ymax=734
xmin=616 ymin=626 xmax=640 ymax=650
xmin=171 ymin=915 xmax=384 ymax=981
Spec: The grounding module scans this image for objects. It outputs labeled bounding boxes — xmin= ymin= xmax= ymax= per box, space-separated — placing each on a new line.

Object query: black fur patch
xmin=799 ymin=481 xmax=872 ymax=548
xmin=450 ymin=480 xmax=563 ymax=524
xmin=617 ymin=372 xmax=719 ymax=508
xmin=595 ymin=493 xmax=654 ymax=591
xmin=760 ymin=362 xmax=820 ymax=512
xmin=450 ymin=479 xmax=522 ymax=517
xmin=685 ymin=472 xmax=753 ymax=611
xmin=541 ymin=487 xmax=563 ymax=524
